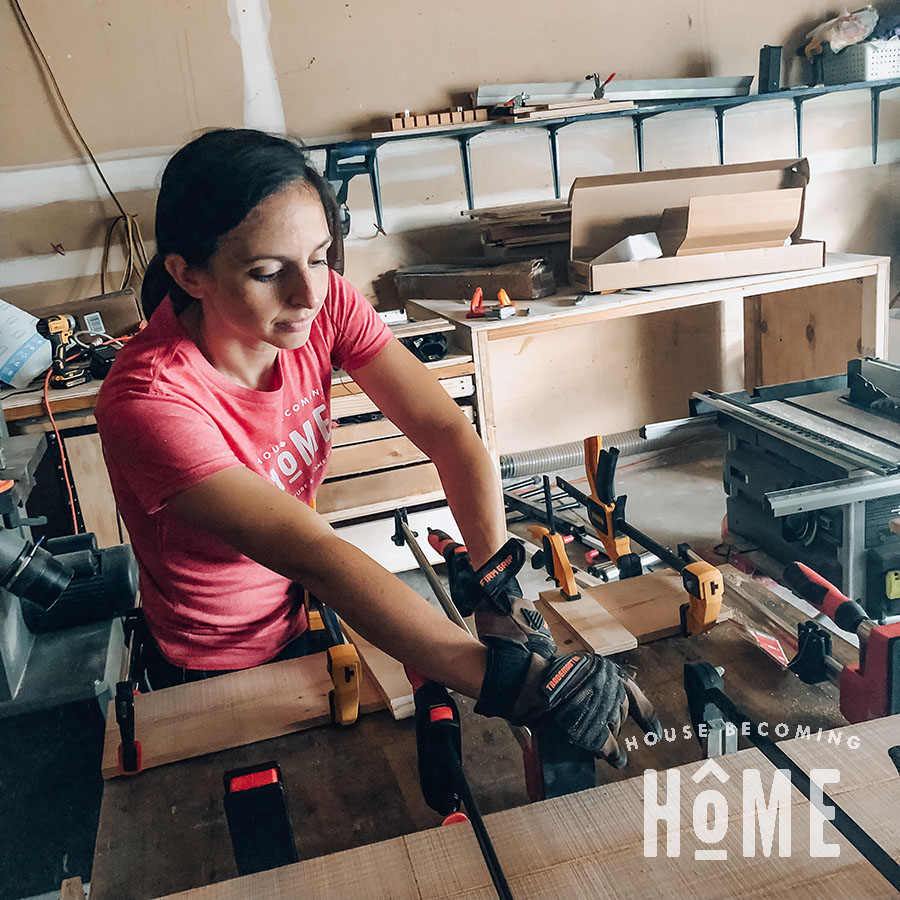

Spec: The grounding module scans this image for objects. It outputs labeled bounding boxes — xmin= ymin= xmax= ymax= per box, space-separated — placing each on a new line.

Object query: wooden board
xmin=154 ymin=743 xmax=893 ymax=899
xmin=331 ymin=375 xmax=474 ymax=418
xmin=325 ymin=434 xmax=429 ymax=479
xmin=59 ymin=878 xmax=86 ymax=900
xmin=63 ymin=431 xmax=125 ymax=548
xmin=332 ymin=406 xmax=474 ymax=448
xmin=533 ymin=596 xmax=587 ymax=653
xmin=101 ymin=654 xmax=384 ymax=779
xmin=571 ymin=570 xmax=731 ymax=645
xmin=343 ymin=623 xmax=414 ymax=720
xmin=782 ymin=714 xmax=900 ymax=862
xmin=743 ymin=281 xmax=865 ymax=390
xmin=537 ymin=588 xmax=636 ymax=655
xmin=332 ymin=359 xmax=475 ymax=396
xmin=317 ymin=462 xmax=444 ymax=522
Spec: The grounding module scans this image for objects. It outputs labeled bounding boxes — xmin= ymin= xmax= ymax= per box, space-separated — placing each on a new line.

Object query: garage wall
xmin=2 ymin=0 xmax=898 ymax=315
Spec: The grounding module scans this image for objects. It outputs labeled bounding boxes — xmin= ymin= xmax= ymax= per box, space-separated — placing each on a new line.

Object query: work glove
xmin=475 ymin=636 xmax=661 ymax=766
xmin=429 ymin=531 xmax=556 ymax=658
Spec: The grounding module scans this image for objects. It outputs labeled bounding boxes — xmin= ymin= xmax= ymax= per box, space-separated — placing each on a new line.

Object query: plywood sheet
xmin=325 ymin=434 xmax=429 ymax=479
xmin=101 ymin=654 xmax=383 ymax=779
xmin=154 ymin=746 xmax=893 ymax=899
xmin=537 ymin=588 xmax=637 ymax=655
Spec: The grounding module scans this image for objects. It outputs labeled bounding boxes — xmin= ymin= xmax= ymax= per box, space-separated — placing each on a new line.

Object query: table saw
xmin=698 ymin=358 xmax=900 ymax=619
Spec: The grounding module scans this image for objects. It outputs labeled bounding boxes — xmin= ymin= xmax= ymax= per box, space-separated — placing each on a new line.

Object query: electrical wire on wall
xmin=10 ymin=0 xmax=151 ymax=534
xmin=9 ymin=0 xmax=150 ymax=293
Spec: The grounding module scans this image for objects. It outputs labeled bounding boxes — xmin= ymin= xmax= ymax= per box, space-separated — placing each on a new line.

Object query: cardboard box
xmin=568 ymin=159 xmax=825 ymax=293
xmin=35 ymin=288 xmax=144 ymax=337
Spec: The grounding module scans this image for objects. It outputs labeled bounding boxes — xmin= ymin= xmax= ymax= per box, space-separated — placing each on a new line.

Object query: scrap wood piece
xmin=589 ymin=569 xmax=732 ymax=643
xmin=537 ymin=588 xmax=637 ymax=655
xmin=533 ymin=597 xmax=588 ymax=653
xmin=343 ymin=623 xmax=414 ymax=720
xmin=101 ymin=654 xmax=384 ymax=779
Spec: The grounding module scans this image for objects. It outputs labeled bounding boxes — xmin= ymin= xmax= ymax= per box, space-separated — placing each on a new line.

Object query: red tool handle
xmin=427 ymin=528 xmax=466 ymax=558
xmin=782 ymin=562 xmax=867 ymax=634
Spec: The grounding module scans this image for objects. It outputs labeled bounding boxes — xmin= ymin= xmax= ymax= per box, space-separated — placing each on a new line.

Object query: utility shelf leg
xmin=457 ymin=135 xmax=475 ymax=211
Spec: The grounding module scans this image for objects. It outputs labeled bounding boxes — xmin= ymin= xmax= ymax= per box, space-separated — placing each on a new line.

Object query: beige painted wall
xmin=2 ymin=0 xmax=898 ymax=317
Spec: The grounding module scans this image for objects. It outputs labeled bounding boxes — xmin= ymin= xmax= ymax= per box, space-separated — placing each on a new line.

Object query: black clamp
xmin=787 ymin=620 xmax=832 ymax=684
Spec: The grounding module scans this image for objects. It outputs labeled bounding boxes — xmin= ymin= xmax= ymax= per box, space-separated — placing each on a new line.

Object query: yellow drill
xmin=35 ymin=314 xmax=91 ymax=389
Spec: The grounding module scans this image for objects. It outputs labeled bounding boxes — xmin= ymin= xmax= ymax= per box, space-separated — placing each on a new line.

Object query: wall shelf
xmin=304 ymin=78 xmax=900 ymax=230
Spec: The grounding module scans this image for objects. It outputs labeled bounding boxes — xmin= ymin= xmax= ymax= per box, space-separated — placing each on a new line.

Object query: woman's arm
xmin=347 ymin=338 xmax=507 ymax=568
xmin=167 ymin=466 xmax=487 ymax=696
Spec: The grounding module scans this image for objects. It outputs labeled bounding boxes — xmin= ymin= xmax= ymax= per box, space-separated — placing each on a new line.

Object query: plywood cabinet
xmin=408 ymin=252 xmax=890 ymax=462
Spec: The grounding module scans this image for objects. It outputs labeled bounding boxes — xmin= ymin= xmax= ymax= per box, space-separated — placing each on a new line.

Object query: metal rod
xmin=766 ymin=472 xmax=900 ymax=516
xmin=394 ymin=517 xmax=472 ymax=635
xmin=443 ymin=741 xmax=516 ymax=900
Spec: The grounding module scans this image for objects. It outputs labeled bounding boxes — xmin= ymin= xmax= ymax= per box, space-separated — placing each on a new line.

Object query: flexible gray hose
xmin=499 ymin=423 xmax=718 ymax=479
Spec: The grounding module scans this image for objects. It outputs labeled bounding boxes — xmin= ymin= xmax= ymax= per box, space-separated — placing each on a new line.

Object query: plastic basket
xmin=823 ymin=40 xmax=900 ymax=84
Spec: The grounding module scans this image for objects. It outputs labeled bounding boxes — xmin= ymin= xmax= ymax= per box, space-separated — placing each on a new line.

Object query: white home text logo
xmin=643 ymin=760 xmax=840 ymax=859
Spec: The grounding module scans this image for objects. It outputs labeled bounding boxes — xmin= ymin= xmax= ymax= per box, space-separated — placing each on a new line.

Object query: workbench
xmin=406 ymin=252 xmax=891 ymax=461
xmin=88 ymin=619 xmax=851 ymax=900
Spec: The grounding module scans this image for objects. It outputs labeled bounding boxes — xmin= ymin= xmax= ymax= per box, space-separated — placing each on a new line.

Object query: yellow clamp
xmin=681 ymin=561 xmax=724 ymax=635
xmin=327 ymin=642 xmax=361 ymax=727
xmin=527 ymin=525 xmax=580 ymax=601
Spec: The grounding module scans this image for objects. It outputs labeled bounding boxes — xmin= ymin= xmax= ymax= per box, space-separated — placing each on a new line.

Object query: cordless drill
xmin=35 ymin=314 xmax=91 ymax=389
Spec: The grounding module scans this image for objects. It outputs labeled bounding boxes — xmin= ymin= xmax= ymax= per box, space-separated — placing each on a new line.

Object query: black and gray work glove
xmin=475 ymin=636 xmax=662 ymax=766
xmin=429 ymin=531 xmax=556 ymax=658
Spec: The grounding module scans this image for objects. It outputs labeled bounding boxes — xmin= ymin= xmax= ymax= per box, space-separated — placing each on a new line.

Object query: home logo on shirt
xmin=264 ymin=402 xmax=331 ymax=494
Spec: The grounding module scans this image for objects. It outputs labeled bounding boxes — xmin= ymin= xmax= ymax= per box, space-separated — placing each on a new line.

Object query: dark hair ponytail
xmin=142 ymin=128 xmax=344 ymax=321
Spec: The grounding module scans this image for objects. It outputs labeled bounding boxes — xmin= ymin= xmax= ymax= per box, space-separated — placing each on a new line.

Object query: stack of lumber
xmin=464 ymin=199 xmax=571 ymax=251
xmin=494 ymin=97 xmax=635 ymax=122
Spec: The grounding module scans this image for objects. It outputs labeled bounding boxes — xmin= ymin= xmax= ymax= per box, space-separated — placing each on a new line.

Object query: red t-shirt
xmin=95 ymin=269 xmax=392 ymax=669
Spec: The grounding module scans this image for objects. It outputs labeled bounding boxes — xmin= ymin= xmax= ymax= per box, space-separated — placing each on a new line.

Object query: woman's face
xmin=182 ymin=180 xmax=332 ymax=351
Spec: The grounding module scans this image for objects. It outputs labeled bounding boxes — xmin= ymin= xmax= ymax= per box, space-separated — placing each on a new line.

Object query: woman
xmin=96 ymin=128 xmax=659 ymax=765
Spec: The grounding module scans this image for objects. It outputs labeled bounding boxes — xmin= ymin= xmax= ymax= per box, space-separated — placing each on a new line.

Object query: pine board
xmin=325 ymin=434 xmax=429 ymax=479
xmin=154 ymin=740 xmax=893 ymax=899
xmin=343 ymin=623 xmax=414 ymax=720
xmin=317 ymin=462 xmax=444 ymax=521
xmin=537 ymin=588 xmax=637 ymax=655
xmin=101 ymin=654 xmax=384 ymax=779
xmin=586 ymin=570 xmax=723 ymax=643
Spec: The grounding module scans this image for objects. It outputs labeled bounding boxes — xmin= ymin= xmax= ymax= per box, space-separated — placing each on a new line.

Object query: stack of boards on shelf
xmin=318 ymin=318 xmax=475 ymax=523
xmin=493 ymin=96 xmax=635 ymax=122
xmin=464 ymin=198 xmax=571 ymax=251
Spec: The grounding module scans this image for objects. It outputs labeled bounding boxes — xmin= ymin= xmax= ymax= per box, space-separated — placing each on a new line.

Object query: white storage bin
xmin=823 ymin=40 xmax=900 ymax=84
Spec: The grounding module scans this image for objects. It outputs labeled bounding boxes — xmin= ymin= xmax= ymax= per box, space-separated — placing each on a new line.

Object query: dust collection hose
xmin=499 ymin=420 xmax=719 ymax=480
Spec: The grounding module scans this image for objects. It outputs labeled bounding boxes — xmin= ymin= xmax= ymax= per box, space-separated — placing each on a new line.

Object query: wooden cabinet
xmin=407 ymin=252 xmax=891 ymax=462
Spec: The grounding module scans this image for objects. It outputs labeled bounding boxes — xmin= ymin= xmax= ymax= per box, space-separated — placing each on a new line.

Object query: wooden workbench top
xmin=89 ymin=617 xmax=852 ymax=900
xmin=406 ymin=252 xmax=888 ymax=330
